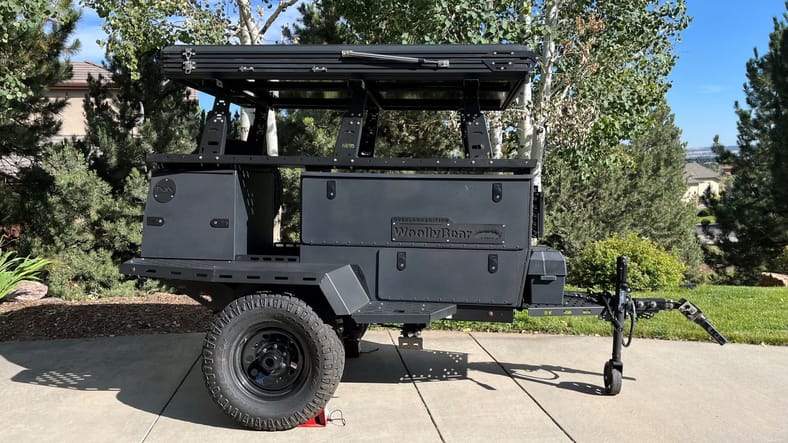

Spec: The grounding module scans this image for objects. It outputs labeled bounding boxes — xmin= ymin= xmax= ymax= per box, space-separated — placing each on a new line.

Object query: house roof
xmin=55 ymin=61 xmax=113 ymax=88
xmin=685 ymin=162 xmax=721 ymax=183
xmin=53 ymin=61 xmax=198 ymax=101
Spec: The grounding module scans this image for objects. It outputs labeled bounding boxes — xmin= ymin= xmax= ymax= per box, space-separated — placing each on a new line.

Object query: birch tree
xmin=83 ymin=0 xmax=299 ymax=154
xmin=321 ymin=0 xmax=688 ymax=185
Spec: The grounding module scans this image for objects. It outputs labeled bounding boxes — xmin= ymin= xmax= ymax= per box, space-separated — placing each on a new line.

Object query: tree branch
xmin=259 ymin=0 xmax=298 ymax=41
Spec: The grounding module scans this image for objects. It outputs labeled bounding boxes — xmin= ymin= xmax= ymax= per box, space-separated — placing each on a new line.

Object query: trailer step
xmin=350 ymin=301 xmax=457 ymax=324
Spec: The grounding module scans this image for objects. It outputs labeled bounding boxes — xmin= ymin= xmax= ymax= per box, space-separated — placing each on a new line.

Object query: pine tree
xmin=619 ymin=103 xmax=702 ymax=272
xmin=80 ymin=51 xmax=200 ymax=190
xmin=15 ymin=50 xmax=201 ymax=298
xmin=707 ymin=9 xmax=788 ymax=283
xmin=545 ymin=102 xmax=702 ymax=279
xmin=0 ymin=0 xmax=79 ymax=162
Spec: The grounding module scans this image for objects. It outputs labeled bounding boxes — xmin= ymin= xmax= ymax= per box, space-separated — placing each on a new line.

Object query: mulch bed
xmin=0 ymin=293 xmax=214 ymax=342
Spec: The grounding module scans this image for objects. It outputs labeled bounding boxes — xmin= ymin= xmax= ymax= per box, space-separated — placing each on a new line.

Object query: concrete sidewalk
xmin=0 ymin=330 xmax=786 ymax=442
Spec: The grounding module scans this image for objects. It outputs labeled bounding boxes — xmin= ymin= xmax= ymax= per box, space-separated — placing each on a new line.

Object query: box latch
xmin=396 ymin=251 xmax=406 ymax=271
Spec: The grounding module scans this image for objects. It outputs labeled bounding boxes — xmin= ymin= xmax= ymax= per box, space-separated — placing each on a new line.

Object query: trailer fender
xmin=319 ymin=265 xmax=371 ymax=316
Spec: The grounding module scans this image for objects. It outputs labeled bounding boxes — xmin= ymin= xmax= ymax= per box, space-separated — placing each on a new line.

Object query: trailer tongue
xmin=536 ymin=257 xmax=727 ymax=395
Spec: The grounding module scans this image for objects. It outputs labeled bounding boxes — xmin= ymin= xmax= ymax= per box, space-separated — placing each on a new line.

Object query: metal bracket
xmin=532 ymin=189 xmax=544 ymax=238
xmin=245 ymin=106 xmax=269 ymax=154
xmin=334 ymin=80 xmax=367 ymax=158
xmin=359 ymin=108 xmax=379 ymax=157
xmin=399 ymin=323 xmax=425 ymax=350
xmin=398 ymin=335 xmax=423 ymax=350
xmin=460 ymin=79 xmax=492 ymax=159
xmin=677 ymin=299 xmax=728 ymax=345
xmin=198 ymin=99 xmax=229 ymax=155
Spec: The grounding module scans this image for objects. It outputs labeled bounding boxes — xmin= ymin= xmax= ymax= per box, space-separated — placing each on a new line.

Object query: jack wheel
xmin=603 ymin=361 xmax=622 ymax=395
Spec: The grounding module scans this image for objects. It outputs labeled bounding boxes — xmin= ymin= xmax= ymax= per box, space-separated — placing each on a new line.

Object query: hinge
xmin=181 ymin=48 xmax=196 ymax=74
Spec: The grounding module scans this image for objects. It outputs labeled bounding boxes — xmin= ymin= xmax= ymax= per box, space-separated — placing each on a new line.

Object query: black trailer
xmin=122 ymin=44 xmax=725 ymax=431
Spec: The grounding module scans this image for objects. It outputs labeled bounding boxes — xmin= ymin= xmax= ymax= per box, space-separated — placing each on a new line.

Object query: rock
xmin=759 ymin=272 xmax=788 ymax=287
xmin=4 ymin=281 xmax=49 ymax=301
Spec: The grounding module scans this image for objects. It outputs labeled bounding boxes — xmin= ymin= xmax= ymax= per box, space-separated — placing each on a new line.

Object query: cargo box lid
xmin=527 ymin=246 xmax=567 ymax=277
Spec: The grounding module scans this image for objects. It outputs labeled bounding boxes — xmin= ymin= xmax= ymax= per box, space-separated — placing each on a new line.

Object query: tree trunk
xmin=490 ymin=111 xmax=504 ymax=159
xmin=519 ymin=0 xmax=562 ymax=191
xmin=235 ymin=0 xmax=281 ymax=240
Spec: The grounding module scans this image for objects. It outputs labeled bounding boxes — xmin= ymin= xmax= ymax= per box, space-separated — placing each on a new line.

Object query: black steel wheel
xmin=603 ymin=361 xmax=622 ymax=395
xmin=202 ymin=293 xmax=344 ymax=430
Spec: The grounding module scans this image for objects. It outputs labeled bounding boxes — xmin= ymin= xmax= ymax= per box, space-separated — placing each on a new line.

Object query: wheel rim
xmin=232 ymin=324 xmax=308 ymax=399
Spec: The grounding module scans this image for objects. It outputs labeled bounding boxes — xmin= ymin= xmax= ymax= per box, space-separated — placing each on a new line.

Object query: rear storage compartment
xmin=141 ymin=169 xmax=278 ymax=260
xmin=524 ymin=246 xmax=567 ymax=305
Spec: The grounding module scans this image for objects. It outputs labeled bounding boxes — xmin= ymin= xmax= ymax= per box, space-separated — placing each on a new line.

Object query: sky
xmin=70 ymin=1 xmax=787 ymax=150
xmin=667 ymin=1 xmax=786 ymax=149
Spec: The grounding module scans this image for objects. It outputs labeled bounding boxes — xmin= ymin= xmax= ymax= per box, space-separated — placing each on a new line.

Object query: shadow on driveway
xmin=0 ymin=332 xmax=619 ymax=430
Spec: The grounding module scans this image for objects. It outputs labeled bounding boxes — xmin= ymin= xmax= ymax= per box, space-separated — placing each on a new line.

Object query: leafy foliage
xmin=706 ymin=8 xmax=788 ymax=284
xmin=82 ymin=0 xmax=228 ymax=79
xmin=13 ymin=51 xmax=200 ymax=299
xmin=0 ymin=239 xmax=51 ymax=300
xmin=15 ymin=143 xmax=144 ymax=299
xmin=0 ymin=0 xmax=78 ymax=160
xmin=320 ymin=0 xmax=689 ymax=172
xmin=773 ymin=247 xmax=788 ymax=274
xmin=83 ymin=1 xmax=301 ymax=79
xmin=79 ymin=51 xmax=201 ymax=188
xmin=544 ymin=102 xmax=702 ymax=278
xmin=571 ymin=233 xmax=686 ymax=291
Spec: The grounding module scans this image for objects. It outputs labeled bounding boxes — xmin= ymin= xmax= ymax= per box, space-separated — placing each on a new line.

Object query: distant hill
xmin=685 ymin=145 xmax=739 ymax=160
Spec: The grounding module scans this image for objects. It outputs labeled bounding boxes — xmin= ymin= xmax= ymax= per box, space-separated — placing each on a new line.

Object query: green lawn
xmin=431 ymin=286 xmax=788 ymax=345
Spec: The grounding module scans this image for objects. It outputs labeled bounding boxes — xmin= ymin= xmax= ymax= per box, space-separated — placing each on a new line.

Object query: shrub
xmin=0 ymin=239 xmax=51 ymax=300
xmin=43 ymin=249 xmax=129 ymax=300
xmin=772 ymin=246 xmax=788 ymax=274
xmin=15 ymin=143 xmax=147 ymax=299
xmin=570 ymin=233 xmax=686 ymax=291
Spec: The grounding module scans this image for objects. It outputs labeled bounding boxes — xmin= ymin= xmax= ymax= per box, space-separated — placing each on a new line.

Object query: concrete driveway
xmin=0 ymin=330 xmax=785 ymax=442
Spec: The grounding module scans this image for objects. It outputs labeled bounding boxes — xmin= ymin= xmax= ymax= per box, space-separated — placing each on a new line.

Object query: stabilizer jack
xmin=599 ymin=256 xmax=727 ymax=395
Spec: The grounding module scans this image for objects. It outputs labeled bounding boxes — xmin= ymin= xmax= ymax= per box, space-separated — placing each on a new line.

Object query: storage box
xmin=524 ymin=246 xmax=567 ymax=305
xmin=141 ymin=170 xmax=277 ymax=260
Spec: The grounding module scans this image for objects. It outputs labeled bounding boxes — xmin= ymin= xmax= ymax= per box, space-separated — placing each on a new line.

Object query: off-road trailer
xmin=121 ymin=44 xmax=725 ymax=431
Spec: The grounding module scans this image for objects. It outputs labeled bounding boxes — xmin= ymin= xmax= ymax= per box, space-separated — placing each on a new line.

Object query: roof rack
xmin=160 ymin=44 xmax=537 ymax=162
xmin=161 ymin=44 xmax=536 ymax=111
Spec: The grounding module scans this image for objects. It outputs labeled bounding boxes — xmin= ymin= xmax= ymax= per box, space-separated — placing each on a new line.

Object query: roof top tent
xmin=153 ymin=44 xmax=538 ymax=170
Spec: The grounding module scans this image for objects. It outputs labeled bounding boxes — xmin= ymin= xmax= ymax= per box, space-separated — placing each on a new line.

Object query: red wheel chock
xmin=299 ymin=408 xmax=327 ymax=427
